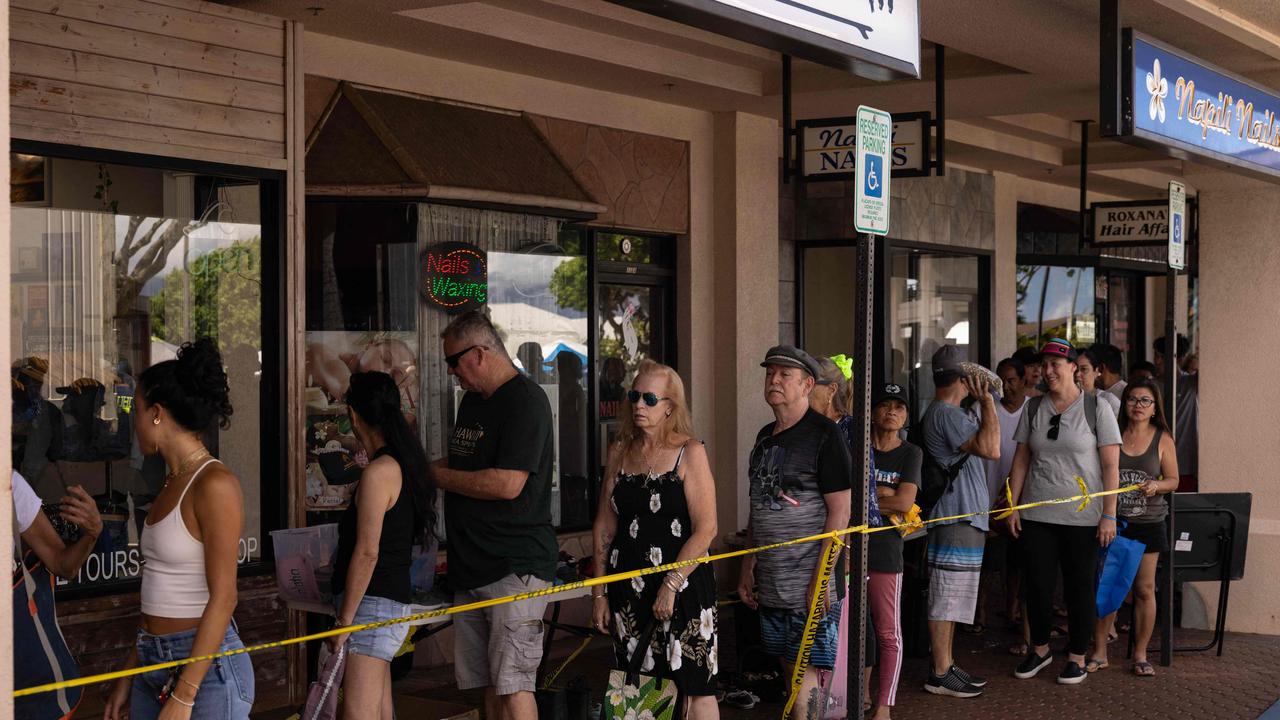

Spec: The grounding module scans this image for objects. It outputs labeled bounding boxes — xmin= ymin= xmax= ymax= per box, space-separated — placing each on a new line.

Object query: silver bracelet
xmin=663 ymin=573 xmax=683 ymax=593
xmin=169 ymin=692 xmax=195 ymax=708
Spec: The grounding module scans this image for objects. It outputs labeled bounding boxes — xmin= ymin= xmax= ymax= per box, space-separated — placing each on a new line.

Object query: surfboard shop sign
xmin=421 ymin=242 xmax=487 ymax=313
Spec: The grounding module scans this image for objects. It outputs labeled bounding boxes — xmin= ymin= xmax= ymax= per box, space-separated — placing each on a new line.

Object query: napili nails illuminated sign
xmin=1126 ymin=31 xmax=1280 ymax=178
xmin=421 ymin=242 xmax=487 ymax=313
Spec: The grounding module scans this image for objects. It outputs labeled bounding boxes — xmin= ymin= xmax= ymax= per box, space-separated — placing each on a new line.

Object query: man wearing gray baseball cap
xmin=920 ymin=343 xmax=1001 ymax=699
xmin=738 ymin=345 xmax=851 ymax=715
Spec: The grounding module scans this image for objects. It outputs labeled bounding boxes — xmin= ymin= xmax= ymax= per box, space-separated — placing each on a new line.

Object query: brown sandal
xmin=1133 ymin=661 xmax=1156 ymax=677
xmin=1085 ymin=658 xmax=1109 ymax=673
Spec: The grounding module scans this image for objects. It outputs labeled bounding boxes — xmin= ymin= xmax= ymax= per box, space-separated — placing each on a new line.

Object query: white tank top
xmin=140 ymin=459 xmax=220 ymax=618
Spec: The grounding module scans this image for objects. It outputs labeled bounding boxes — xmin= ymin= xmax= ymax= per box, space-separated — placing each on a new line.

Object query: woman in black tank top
xmin=330 ymin=372 xmax=436 ymax=720
xmin=1089 ymin=379 xmax=1178 ymax=678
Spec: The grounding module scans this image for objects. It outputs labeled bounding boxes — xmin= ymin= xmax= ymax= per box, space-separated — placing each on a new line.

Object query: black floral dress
xmin=607 ymin=445 xmax=719 ymax=696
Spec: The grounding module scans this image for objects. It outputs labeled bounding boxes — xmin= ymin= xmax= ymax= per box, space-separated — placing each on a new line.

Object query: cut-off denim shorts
xmin=130 ymin=621 xmax=254 ymax=720
xmin=334 ymin=592 xmax=412 ymax=662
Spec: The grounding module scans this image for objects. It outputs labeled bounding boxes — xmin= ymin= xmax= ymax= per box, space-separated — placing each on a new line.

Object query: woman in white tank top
xmin=104 ymin=339 xmax=253 ymax=720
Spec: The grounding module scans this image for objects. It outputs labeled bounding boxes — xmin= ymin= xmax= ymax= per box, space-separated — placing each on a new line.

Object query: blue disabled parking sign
xmin=854 ymin=105 xmax=892 ymax=235
xmin=864 ymin=154 xmax=884 ymax=199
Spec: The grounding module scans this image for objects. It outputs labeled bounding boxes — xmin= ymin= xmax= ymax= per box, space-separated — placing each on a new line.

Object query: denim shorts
xmin=759 ymin=601 xmax=843 ymax=670
xmin=334 ymin=593 xmax=412 ymax=662
xmin=130 ymin=622 xmax=254 ymax=720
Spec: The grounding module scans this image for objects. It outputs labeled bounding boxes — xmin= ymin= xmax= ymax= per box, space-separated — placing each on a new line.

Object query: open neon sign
xmin=421 ymin=242 xmax=487 ymax=313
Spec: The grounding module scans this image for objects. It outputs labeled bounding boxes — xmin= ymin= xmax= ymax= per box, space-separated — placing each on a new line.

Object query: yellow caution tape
xmin=781 ymin=530 xmax=846 ymax=719
xmin=13 ymin=483 xmax=1142 ymax=700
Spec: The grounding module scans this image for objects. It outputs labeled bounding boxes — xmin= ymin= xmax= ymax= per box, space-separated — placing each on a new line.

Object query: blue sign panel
xmin=863 ymin=153 xmax=884 ymax=198
xmin=1130 ymin=32 xmax=1280 ymax=178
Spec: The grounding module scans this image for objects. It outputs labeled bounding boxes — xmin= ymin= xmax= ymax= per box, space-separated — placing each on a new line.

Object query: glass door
xmin=889 ymin=247 xmax=987 ymax=421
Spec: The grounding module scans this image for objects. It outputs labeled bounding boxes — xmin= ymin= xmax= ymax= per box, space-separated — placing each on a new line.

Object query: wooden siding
xmin=10 ymin=0 xmax=287 ymax=169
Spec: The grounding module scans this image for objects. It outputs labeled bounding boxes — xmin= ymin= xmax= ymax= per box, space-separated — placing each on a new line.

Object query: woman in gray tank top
xmin=1088 ymin=378 xmax=1179 ymax=678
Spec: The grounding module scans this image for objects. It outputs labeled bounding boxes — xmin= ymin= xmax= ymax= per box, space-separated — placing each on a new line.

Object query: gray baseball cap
xmin=931 ymin=343 xmax=967 ymax=376
xmin=761 ymin=345 xmax=821 ymax=378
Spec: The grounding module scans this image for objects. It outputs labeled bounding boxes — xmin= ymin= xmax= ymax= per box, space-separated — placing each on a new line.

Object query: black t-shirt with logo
xmin=446 ymin=373 xmax=557 ymax=590
xmin=748 ymin=409 xmax=852 ymax=610
xmin=867 ymin=442 xmax=923 ymax=574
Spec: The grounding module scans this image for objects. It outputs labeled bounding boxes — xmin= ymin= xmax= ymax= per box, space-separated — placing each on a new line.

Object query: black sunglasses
xmin=1048 ymin=413 xmax=1062 ymax=441
xmin=627 ymin=390 xmax=670 ymax=407
xmin=445 ymin=345 xmax=482 ymax=369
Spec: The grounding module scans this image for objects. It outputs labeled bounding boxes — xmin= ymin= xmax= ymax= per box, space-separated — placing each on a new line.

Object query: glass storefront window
xmin=10 ymin=153 xmax=267 ymax=591
xmin=889 ymin=248 xmax=984 ymax=421
xmin=800 ymin=245 xmax=859 ymax=359
xmin=1016 ymin=265 xmax=1097 ymax=349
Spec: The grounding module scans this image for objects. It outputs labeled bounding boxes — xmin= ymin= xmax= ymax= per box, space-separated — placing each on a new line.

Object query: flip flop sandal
xmin=1008 ymin=642 xmax=1029 ymax=656
xmin=1085 ymin=658 xmax=1109 ymax=673
xmin=1133 ymin=661 xmax=1156 ymax=677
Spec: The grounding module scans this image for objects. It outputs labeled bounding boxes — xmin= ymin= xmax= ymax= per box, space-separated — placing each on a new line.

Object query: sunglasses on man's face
xmin=1048 ymin=413 xmax=1063 ymax=441
xmin=445 ymin=345 xmax=482 ymax=369
xmin=628 ymin=390 xmax=670 ymax=407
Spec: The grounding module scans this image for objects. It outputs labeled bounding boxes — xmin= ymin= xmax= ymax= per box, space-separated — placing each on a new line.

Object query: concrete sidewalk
xmin=390 ymin=607 xmax=1280 ymax=720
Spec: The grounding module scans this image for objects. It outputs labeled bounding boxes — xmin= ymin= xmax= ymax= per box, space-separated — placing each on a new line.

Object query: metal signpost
xmin=1159 ymin=180 xmax=1185 ymax=667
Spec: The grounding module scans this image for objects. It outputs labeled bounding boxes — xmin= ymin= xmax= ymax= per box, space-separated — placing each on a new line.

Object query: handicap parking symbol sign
xmin=863 ymin=154 xmax=884 ymax=199
xmin=1172 ymin=212 xmax=1182 ymax=244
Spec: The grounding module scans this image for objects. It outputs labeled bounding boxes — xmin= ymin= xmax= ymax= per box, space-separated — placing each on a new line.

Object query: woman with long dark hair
xmin=329 ymin=371 xmax=436 ymax=720
xmin=1088 ymin=378 xmax=1178 ymax=677
xmin=103 ymin=338 xmax=253 ymax=720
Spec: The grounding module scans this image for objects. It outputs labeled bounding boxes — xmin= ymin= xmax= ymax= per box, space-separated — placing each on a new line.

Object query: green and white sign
xmin=1168 ymin=180 xmax=1186 ymax=270
xmin=854 ymin=105 xmax=893 ymax=235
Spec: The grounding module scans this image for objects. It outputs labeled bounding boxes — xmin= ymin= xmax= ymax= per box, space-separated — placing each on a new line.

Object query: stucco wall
xmin=1188 ymin=167 xmax=1280 ymax=634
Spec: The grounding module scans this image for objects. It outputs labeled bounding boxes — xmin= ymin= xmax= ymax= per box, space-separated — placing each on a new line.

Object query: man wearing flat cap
xmin=738 ymin=345 xmax=852 ymax=712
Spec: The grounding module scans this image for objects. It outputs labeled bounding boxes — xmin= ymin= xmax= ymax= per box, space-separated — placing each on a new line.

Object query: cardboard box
xmin=393 ymin=695 xmax=480 ymax=720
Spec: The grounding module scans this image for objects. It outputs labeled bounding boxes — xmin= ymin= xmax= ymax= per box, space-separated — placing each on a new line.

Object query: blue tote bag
xmin=1096 ymin=522 xmax=1146 ymax=617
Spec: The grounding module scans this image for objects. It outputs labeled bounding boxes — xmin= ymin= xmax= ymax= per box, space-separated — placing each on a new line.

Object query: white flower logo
xmin=631 ymin=576 xmax=645 ymax=594
xmin=668 ymin=638 xmax=684 ymax=670
xmin=708 ymin=636 xmax=719 ymax=677
xmin=641 ymin=647 xmax=655 ymax=672
xmin=1147 ymin=58 xmax=1168 ymax=122
xmin=671 ymin=518 xmax=682 ymax=537
xmin=648 ymin=547 xmax=663 ymax=566
xmin=629 ymin=518 xmax=639 ymax=539
xmin=609 ymin=548 xmax=619 ymax=568
xmin=649 ymin=492 xmax=662 ymax=513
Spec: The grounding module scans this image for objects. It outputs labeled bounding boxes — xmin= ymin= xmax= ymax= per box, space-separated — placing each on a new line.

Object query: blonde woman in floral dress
xmin=593 ymin=360 xmax=720 ymax=719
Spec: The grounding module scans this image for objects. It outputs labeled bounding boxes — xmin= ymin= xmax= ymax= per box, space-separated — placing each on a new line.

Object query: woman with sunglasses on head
xmin=592 ymin=360 xmax=720 ymax=719
xmin=1006 ymin=338 xmax=1122 ymax=686
xmin=103 ymin=339 xmax=253 ymax=720
xmin=1088 ymin=379 xmax=1178 ymax=678
xmin=328 ymin=371 xmax=436 ymax=719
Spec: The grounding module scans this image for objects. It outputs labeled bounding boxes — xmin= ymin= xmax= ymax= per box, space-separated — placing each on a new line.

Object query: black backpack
xmin=907 ymin=404 xmax=970 ymax=516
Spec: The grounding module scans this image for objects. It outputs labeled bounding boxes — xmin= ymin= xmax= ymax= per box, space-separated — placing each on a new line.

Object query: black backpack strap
xmin=1084 ymin=392 xmax=1098 ymax=437
xmin=1026 ymin=395 xmax=1044 ymax=433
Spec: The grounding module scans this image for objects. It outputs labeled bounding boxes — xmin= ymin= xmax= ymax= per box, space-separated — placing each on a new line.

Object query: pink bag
xmin=819 ymin=577 xmax=851 ymax=720
xmin=302 ymin=644 xmax=346 ymax=720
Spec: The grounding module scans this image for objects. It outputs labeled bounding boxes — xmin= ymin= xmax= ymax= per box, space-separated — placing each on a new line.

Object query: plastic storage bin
xmin=270 ymin=523 xmax=339 ymax=606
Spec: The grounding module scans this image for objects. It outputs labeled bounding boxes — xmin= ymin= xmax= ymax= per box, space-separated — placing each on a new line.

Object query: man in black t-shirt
xmin=434 ymin=310 xmax=555 ymax=720
xmin=738 ymin=345 xmax=851 ymax=715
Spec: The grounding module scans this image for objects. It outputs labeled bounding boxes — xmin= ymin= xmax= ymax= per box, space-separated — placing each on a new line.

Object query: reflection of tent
xmin=488 ymin=302 xmax=588 ymax=359
xmin=544 ymin=342 xmax=587 ymax=364
xmin=150 ymin=337 xmax=180 ymax=364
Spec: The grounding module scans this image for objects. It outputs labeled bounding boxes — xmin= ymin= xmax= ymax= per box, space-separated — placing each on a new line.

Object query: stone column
xmin=711 ymin=111 xmax=779 ymax=539
xmin=1189 ymin=167 xmax=1280 ymax=634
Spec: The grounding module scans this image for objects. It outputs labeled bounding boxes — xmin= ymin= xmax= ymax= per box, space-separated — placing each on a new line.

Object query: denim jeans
xmin=130 ymin=622 xmax=254 ymax=720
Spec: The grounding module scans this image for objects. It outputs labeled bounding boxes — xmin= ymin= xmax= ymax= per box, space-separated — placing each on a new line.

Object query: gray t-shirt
xmin=922 ymin=401 xmax=990 ymax=531
xmin=1014 ymin=392 xmax=1122 ymax=526
xmin=747 ymin=410 xmax=852 ymax=610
